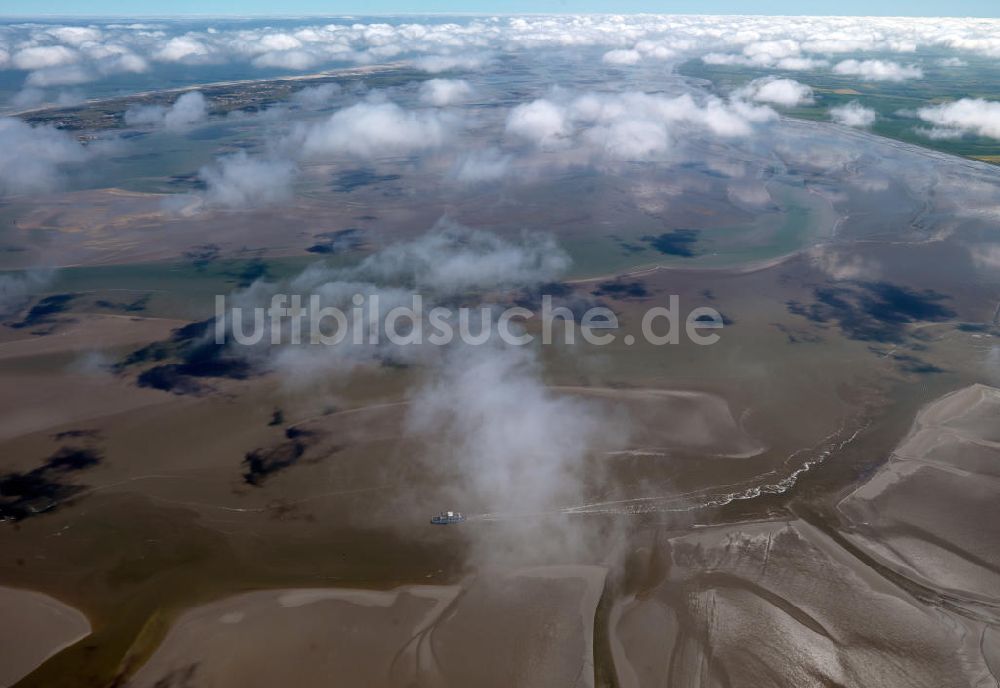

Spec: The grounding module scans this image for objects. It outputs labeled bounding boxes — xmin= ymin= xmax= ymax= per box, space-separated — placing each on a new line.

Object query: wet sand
xmin=838 ymin=384 xmax=1000 ymax=602
xmin=0 ymin=587 xmax=90 ymax=688
xmin=556 ymin=387 xmax=764 ymax=459
xmin=606 ymin=385 xmax=1000 ymax=687
xmin=0 ymin=314 xmax=181 ymax=442
xmin=609 ymin=519 xmax=992 ymax=687
xmin=128 ymin=585 xmax=461 ymax=688
xmin=1 ymin=253 xmax=988 ymax=687
xmin=2 ymin=189 xmax=377 ymax=269
xmin=128 ymin=566 xmax=606 ymax=688
xmin=0 ymin=315 xmax=182 ymax=361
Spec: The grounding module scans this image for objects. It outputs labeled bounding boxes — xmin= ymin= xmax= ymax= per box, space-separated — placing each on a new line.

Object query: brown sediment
xmin=126 ymin=566 xmax=606 ymax=688
xmin=0 ymin=199 xmax=997 ymax=687
xmin=838 ymin=384 xmax=1000 ymax=604
xmin=0 ymin=314 xmax=183 ymax=362
xmin=608 ymin=519 xmax=992 ymax=687
xmin=0 ymin=587 xmax=90 ymax=688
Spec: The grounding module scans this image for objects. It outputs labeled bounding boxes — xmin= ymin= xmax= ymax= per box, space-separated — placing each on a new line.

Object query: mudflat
xmin=0 ymin=587 xmax=90 ymax=688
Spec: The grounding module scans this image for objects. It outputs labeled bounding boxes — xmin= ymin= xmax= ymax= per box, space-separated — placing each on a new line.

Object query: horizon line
xmin=1 ymin=11 xmax=998 ymax=19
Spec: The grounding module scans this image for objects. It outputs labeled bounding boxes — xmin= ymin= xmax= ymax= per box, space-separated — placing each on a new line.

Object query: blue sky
xmin=3 ymin=1 xmax=999 ymax=17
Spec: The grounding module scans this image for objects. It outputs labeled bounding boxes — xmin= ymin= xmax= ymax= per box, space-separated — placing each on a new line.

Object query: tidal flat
xmin=1 ymin=13 xmax=1000 ymax=688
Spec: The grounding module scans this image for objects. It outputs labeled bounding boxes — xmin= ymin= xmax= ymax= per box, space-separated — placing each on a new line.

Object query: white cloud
xmin=349 ymin=221 xmax=570 ymax=295
xmin=451 ymin=148 xmax=512 ymax=184
xmin=633 ymin=40 xmax=674 ymax=60
xmin=0 ymin=269 xmax=55 ymax=316
xmin=727 ymin=182 xmax=772 ymax=207
xmin=406 ymin=341 xmax=624 ymax=549
xmin=161 ymin=91 xmax=207 ymax=130
xmin=701 ymin=41 xmax=825 ymax=71
xmin=209 ymin=221 xmax=579 ymax=416
xmin=604 ymin=41 xmax=675 ymax=64
xmin=506 ymin=90 xmax=776 ymax=159
xmin=939 ymin=35 xmax=1000 ymax=58
xmin=0 ymin=16 xmax=995 ymax=85
xmin=916 ymin=98 xmax=1000 ymax=140
xmin=0 ymin=118 xmax=92 ymax=195
xmin=602 ymin=49 xmax=641 ymax=65
xmin=921 ymin=127 xmax=964 ymax=140
xmin=419 ymin=78 xmax=473 ymax=106
xmin=970 ymin=244 xmax=1000 ymax=271
xmin=506 ymin=99 xmax=571 ymax=148
xmin=256 ymin=33 xmax=303 ymax=52
xmin=197 ymin=152 xmax=298 ymax=209
xmin=251 ymin=50 xmax=318 ymax=70
xmin=154 ymin=36 xmax=212 ymax=63
xmin=25 ymin=65 xmax=92 ymax=87
xmin=776 ymin=57 xmax=828 ymax=71
xmin=12 ymin=88 xmax=46 ymax=108
xmin=290 ymin=99 xmax=452 ymax=159
xmin=810 ymin=246 xmax=882 ymax=281
xmin=850 ymin=175 xmax=890 ymax=192
xmin=737 ymin=77 xmax=814 ymax=107
xmin=47 ymin=26 xmax=103 ymax=46
xmin=830 ymin=101 xmax=877 ymax=128
xmin=832 ymin=59 xmax=923 ymax=82
xmin=938 ymin=57 xmax=966 ymax=67
xmin=92 ymin=48 xmax=148 ymax=76
xmin=411 ymin=53 xmax=489 ymax=73
xmin=291 ymin=83 xmax=341 ymax=109
xmin=124 ymin=91 xmax=208 ymax=131
xmin=743 ymin=39 xmax=801 ymax=63
xmin=3 ymin=16 xmax=1000 ymax=102
xmin=208 ymin=220 xmax=619 ymax=562
xmin=701 ymin=52 xmax=747 ymax=66
xmin=703 ymin=98 xmax=777 ymax=135
xmin=12 ymin=41 xmax=149 ymax=88
xmin=583 ymin=118 xmax=670 ymax=160
xmin=775 ymin=133 xmax=862 ymax=172
xmin=13 ymin=45 xmax=79 ymax=70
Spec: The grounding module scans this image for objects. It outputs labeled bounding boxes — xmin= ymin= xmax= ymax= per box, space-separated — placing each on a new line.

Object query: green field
xmin=680 ymin=50 xmax=1000 ymax=163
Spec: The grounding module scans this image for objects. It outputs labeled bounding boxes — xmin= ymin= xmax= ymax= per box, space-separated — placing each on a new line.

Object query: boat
xmin=430 ymin=511 xmax=465 ymax=525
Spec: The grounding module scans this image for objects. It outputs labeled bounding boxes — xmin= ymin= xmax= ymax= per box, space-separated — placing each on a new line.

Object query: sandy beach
xmin=128 ymin=565 xmax=607 ymax=688
xmin=0 ymin=587 xmax=90 ymax=688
